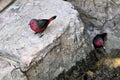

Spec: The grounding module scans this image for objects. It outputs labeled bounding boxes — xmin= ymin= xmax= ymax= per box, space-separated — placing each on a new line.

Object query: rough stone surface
xmin=68 ymin=0 xmax=120 ymax=51
xmin=0 ymin=0 xmax=82 ymax=66
xmin=0 ymin=0 xmax=15 ymax=12
xmin=26 ymin=17 xmax=85 ymax=80
xmin=1 ymin=0 xmax=120 ymax=80
xmin=0 ymin=0 xmax=86 ymax=80
xmin=0 ymin=56 xmax=27 ymax=80
xmin=54 ymin=49 xmax=120 ymax=80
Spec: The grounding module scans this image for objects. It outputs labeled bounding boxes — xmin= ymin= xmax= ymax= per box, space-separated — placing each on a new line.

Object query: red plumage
xmin=29 ymin=16 xmax=57 ymax=33
xmin=93 ymin=33 xmax=107 ymax=50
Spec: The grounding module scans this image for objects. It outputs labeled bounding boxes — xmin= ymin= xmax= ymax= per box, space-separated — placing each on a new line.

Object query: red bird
xmin=93 ymin=33 xmax=107 ymax=51
xmin=29 ymin=16 xmax=57 ymax=34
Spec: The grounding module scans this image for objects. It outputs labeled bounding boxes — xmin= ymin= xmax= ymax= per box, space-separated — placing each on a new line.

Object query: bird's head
xmin=29 ymin=19 xmax=37 ymax=27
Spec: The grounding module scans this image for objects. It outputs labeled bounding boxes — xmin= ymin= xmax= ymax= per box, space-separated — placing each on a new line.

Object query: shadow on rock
xmin=54 ymin=49 xmax=120 ymax=80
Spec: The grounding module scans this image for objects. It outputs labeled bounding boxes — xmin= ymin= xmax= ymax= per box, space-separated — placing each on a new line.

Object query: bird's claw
xmin=39 ymin=34 xmax=44 ymax=38
xmin=34 ymin=32 xmax=38 ymax=34
xmin=102 ymin=46 xmax=106 ymax=52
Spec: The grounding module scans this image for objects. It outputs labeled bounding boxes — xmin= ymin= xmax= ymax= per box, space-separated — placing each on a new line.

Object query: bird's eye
xmin=31 ymin=22 xmax=34 ymax=24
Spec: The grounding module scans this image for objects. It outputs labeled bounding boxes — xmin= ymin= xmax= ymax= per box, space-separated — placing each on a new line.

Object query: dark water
xmin=54 ymin=49 xmax=120 ymax=80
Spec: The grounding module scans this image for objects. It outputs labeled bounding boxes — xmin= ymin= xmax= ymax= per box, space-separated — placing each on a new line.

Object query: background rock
xmin=0 ymin=56 xmax=27 ymax=80
xmin=54 ymin=49 xmax=120 ymax=80
xmin=0 ymin=0 xmax=15 ymax=12
xmin=0 ymin=0 xmax=120 ymax=80
xmin=26 ymin=17 xmax=86 ymax=80
xmin=0 ymin=0 xmax=83 ymax=66
xmin=0 ymin=0 xmax=86 ymax=80
xmin=68 ymin=0 xmax=120 ymax=52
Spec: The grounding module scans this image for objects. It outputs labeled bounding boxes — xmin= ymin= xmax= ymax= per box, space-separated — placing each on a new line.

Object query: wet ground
xmin=54 ymin=49 xmax=120 ymax=80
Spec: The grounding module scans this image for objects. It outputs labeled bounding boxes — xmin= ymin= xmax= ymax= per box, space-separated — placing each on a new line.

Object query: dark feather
xmin=37 ymin=19 xmax=49 ymax=28
xmin=97 ymin=33 xmax=107 ymax=41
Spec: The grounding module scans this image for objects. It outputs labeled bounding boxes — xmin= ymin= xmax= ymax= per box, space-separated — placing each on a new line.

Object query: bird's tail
xmin=48 ymin=16 xmax=57 ymax=23
xmin=100 ymin=33 xmax=107 ymax=40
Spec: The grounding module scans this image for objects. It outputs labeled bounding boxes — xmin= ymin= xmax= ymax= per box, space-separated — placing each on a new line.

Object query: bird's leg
xmin=34 ymin=32 xmax=44 ymax=38
xmin=102 ymin=46 xmax=106 ymax=52
xmin=102 ymin=46 xmax=109 ymax=58
xmin=34 ymin=32 xmax=38 ymax=34
xmin=39 ymin=33 xmax=44 ymax=38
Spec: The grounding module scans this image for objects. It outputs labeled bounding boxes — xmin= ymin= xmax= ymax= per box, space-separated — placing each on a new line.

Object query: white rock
xmin=0 ymin=0 xmax=80 ymax=67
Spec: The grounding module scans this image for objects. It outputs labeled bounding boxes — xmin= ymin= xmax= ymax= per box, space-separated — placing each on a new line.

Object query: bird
xmin=93 ymin=33 xmax=107 ymax=51
xmin=29 ymin=16 xmax=57 ymax=36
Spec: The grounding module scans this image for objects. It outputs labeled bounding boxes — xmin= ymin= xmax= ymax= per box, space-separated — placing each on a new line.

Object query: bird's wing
xmin=37 ymin=19 xmax=48 ymax=28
